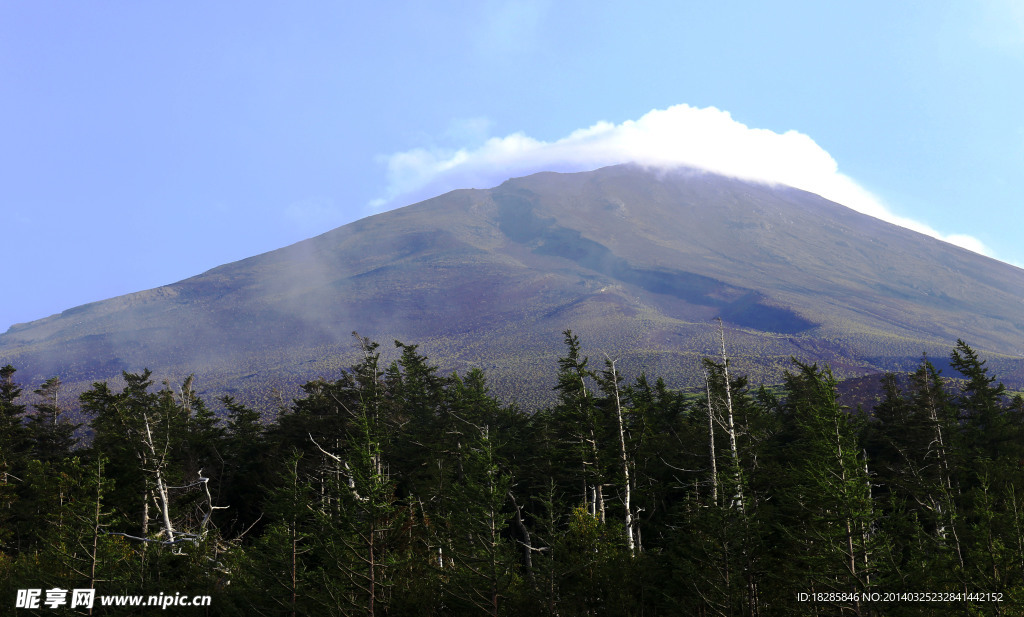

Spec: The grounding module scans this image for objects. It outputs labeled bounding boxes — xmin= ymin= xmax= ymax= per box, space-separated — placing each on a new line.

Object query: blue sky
xmin=2 ymin=1 xmax=1023 ymax=332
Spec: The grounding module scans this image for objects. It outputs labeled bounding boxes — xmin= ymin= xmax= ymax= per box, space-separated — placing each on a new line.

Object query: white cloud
xmin=372 ymin=103 xmax=993 ymax=257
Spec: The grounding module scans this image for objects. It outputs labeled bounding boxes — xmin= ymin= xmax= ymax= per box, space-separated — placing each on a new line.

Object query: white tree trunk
xmin=703 ymin=366 xmax=719 ymax=507
xmin=605 ymin=357 xmax=635 ymax=556
xmin=718 ymin=319 xmax=744 ymax=513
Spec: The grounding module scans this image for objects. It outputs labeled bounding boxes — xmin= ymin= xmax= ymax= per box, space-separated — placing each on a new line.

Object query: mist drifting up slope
xmin=3 ymin=164 xmax=1023 ymax=408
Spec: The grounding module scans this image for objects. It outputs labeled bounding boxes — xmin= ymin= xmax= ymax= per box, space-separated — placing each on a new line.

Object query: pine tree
xmin=329 ymin=374 xmax=402 ymax=617
xmin=26 ymin=376 xmax=78 ymax=463
xmin=778 ymin=360 xmax=878 ymax=615
xmin=950 ymin=340 xmax=1013 ymax=461
xmin=622 ymin=374 xmax=686 ymax=552
xmin=666 ymin=354 xmax=766 ymax=616
xmin=443 ymin=424 xmax=518 ymax=616
xmin=248 ymin=452 xmax=319 ymax=617
xmin=384 ymin=340 xmax=446 ymax=500
xmin=552 ymin=330 xmax=605 ymax=522
xmin=81 ymin=371 xmax=160 ymax=540
xmin=0 ymin=365 xmax=28 ymax=553
xmin=867 ymin=361 xmax=967 ymax=594
xmin=948 ymin=342 xmax=1024 ymax=604
xmin=220 ymin=395 xmax=270 ymax=537
xmin=81 ymin=371 xmax=226 ymax=580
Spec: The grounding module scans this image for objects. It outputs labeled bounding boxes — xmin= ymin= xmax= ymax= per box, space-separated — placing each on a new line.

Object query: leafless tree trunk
xmin=509 ymin=493 xmax=535 ymax=581
xmin=87 ymin=457 xmax=105 ymax=617
xmin=291 ymin=471 xmax=300 ymax=617
xmin=141 ymin=412 xmax=176 ymax=544
xmin=703 ymin=366 xmax=719 ymax=507
xmin=919 ymin=373 xmax=967 ymax=587
xmin=862 ymin=451 xmax=874 ymax=587
xmin=582 ymin=367 xmax=605 ymax=522
xmin=605 ymin=356 xmax=636 ymax=555
xmin=717 ymin=319 xmax=744 ymax=512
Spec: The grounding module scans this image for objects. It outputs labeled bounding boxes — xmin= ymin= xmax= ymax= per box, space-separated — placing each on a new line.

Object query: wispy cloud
xmin=372 ymin=104 xmax=993 ymax=258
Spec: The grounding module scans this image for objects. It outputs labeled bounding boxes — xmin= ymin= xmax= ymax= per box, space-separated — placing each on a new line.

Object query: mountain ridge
xmin=3 ymin=164 xmax=1023 ymax=408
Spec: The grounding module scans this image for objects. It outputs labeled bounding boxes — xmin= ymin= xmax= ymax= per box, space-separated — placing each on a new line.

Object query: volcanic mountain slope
xmin=3 ymin=164 xmax=1024 ymax=408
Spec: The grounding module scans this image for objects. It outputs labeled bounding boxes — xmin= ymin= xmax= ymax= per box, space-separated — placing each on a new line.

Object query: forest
xmin=2 ymin=329 xmax=1024 ymax=616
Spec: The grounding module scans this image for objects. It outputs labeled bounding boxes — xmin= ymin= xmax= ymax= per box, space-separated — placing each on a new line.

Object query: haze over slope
xmin=3 ymin=165 xmax=1023 ymax=407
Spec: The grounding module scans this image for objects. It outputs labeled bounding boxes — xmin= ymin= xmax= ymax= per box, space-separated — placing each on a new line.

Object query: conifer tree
xmin=778 ymin=360 xmax=878 ymax=614
xmin=667 ymin=355 xmax=766 ymax=616
xmin=0 ymin=365 xmax=27 ymax=553
xmin=443 ymin=424 xmax=517 ymax=616
xmin=81 ymin=370 xmax=227 ymax=581
xmin=951 ymin=340 xmax=1019 ymax=462
xmin=621 ymin=373 xmax=685 ymax=551
xmin=552 ymin=330 xmax=605 ymax=522
xmin=596 ymin=356 xmax=637 ymax=555
xmin=26 ymin=376 xmax=78 ymax=463
xmin=867 ymin=361 xmax=968 ymax=594
xmin=81 ymin=371 xmax=159 ymax=540
xmin=948 ymin=342 xmax=1024 ymax=602
xmin=249 ymin=452 xmax=319 ymax=617
xmin=385 ymin=340 xmax=446 ymax=499
xmin=220 ymin=395 xmax=270 ymax=537
xmin=328 ymin=369 xmax=402 ymax=617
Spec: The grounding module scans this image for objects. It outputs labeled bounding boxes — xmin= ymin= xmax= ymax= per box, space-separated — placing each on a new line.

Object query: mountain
xmin=3 ymin=164 xmax=1024 ymax=408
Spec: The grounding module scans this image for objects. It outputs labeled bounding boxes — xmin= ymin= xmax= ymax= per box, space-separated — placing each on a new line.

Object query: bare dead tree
xmin=702 ymin=365 xmax=720 ymax=507
xmin=717 ymin=318 xmax=745 ymax=513
xmin=107 ymin=380 xmax=226 ymax=555
xmin=604 ymin=354 xmax=636 ymax=555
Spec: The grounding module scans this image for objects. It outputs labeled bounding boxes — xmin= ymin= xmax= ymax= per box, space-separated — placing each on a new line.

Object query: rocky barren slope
xmin=4 ymin=164 xmax=1023 ymax=408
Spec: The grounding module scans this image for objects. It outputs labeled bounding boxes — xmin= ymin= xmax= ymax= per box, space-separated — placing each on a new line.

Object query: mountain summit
xmin=3 ymin=164 xmax=1023 ymax=406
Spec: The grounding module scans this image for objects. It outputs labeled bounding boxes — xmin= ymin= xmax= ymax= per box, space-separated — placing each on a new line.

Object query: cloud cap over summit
xmin=375 ymin=104 xmax=993 ymax=257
